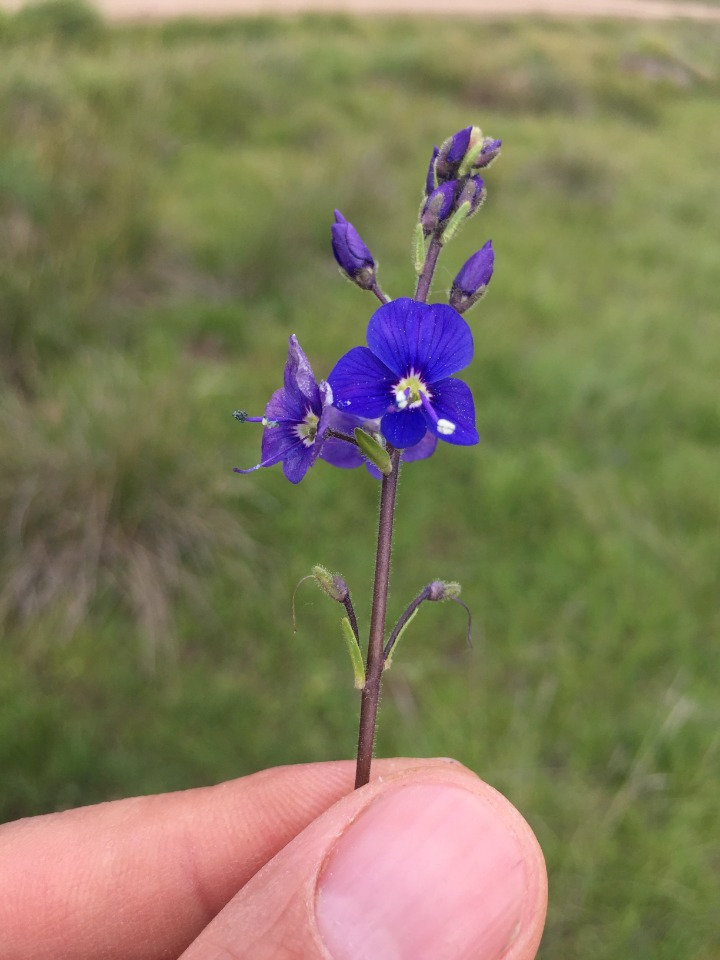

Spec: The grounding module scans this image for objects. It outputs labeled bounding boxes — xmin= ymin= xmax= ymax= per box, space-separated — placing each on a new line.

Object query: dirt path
xmin=3 ymin=0 xmax=720 ymax=22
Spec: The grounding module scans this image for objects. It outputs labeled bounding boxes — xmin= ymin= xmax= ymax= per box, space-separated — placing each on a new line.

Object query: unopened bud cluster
xmin=418 ymin=126 xmax=500 ymax=312
xmin=421 ymin=126 xmax=501 ymax=240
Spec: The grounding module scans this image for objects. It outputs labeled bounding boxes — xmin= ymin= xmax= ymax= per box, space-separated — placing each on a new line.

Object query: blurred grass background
xmin=1 ymin=2 xmax=719 ymax=956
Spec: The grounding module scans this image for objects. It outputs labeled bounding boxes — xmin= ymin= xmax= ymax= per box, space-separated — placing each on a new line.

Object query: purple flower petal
xmin=424 ymin=145 xmax=439 ymax=196
xmin=425 ymin=377 xmax=479 ymax=446
xmin=421 ymin=181 xmax=458 ymax=232
xmin=284 ymin=335 xmax=321 ymax=412
xmin=452 ymin=241 xmax=494 ymax=297
xmin=327 ymin=346 xmax=395 ymax=419
xmin=366 ymin=299 xmax=474 ymax=383
xmin=321 ymin=437 xmax=365 ymax=469
xmin=282 ymin=442 xmax=316 ymax=484
xmin=380 ymin=409 xmax=427 ymax=449
xmin=365 ymin=429 xmax=437 ymax=479
xmin=261 ymin=421 xmax=305 ymax=466
xmin=265 ymin=386 xmax=304 ymax=424
xmin=402 ymin=429 xmax=438 ymax=463
xmin=445 ymin=126 xmax=473 ymax=166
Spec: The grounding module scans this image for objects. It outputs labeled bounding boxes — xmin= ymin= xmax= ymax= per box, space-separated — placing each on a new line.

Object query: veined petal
xmin=265 ymin=387 xmax=304 ymax=424
xmin=328 ymin=346 xmax=395 ymax=419
xmin=282 ymin=442 xmax=316 ymax=484
xmin=425 ymin=377 xmax=479 ymax=446
xmin=284 ymin=335 xmax=321 ymax=411
xmin=235 ymin=422 xmax=301 ymax=475
xmin=367 ymin=298 xmax=474 ymax=383
xmin=261 ymin=421 xmax=306 ymax=464
xmin=321 ymin=437 xmax=365 ymax=469
xmin=380 ymin=409 xmax=427 ymax=449
xmin=403 ymin=429 xmax=438 ymax=463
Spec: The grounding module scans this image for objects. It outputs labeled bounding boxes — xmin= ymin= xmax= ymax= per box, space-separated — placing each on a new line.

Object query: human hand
xmin=0 ymin=758 xmax=546 ymax=959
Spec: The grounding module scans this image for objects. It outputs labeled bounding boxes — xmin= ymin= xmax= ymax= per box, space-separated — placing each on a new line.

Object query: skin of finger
xmin=180 ymin=764 xmax=548 ymax=960
xmin=0 ymin=758 xmax=446 ymax=960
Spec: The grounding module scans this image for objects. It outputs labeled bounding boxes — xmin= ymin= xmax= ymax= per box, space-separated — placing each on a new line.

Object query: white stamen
xmin=395 ymin=388 xmax=409 ymax=410
xmin=262 ymin=417 xmax=279 ymax=428
xmin=437 ymin=418 xmax=456 ymax=435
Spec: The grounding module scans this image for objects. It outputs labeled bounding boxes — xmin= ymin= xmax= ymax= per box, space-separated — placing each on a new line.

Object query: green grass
xmin=1 ymin=5 xmax=719 ymax=958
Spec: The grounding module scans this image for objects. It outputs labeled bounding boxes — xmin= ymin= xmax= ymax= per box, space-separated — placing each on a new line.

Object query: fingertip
xmin=182 ymin=763 xmax=547 ymax=960
xmin=316 ymin=773 xmax=546 ymax=960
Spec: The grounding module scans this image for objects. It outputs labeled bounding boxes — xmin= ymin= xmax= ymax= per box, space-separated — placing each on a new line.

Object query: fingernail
xmin=316 ymin=783 xmax=526 ymax=960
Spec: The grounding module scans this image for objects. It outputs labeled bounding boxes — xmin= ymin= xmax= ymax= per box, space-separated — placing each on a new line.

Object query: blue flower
xmin=328 ymin=298 xmax=479 ymax=450
xmin=234 ymin=335 xmax=333 ymax=484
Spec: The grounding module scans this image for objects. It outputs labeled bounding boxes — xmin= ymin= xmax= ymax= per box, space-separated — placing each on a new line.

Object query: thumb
xmin=181 ymin=761 xmax=547 ymax=960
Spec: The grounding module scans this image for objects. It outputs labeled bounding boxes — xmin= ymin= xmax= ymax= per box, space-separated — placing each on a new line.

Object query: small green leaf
xmin=413 ymin=222 xmax=427 ymax=275
xmin=384 ymin=606 xmax=419 ymax=670
xmin=341 ymin=617 xmax=366 ymax=689
xmin=458 ymin=139 xmax=484 ymax=178
xmin=354 ymin=427 xmax=392 ymax=476
xmin=441 ymin=201 xmax=471 ymax=245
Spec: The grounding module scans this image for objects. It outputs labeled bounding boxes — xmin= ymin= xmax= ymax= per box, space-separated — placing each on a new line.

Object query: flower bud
xmin=354 ymin=427 xmax=392 ymax=476
xmin=424 ymin=145 xmax=439 ymax=196
xmin=435 ymin=126 xmax=474 ymax=181
xmin=331 ymin=210 xmax=376 ymax=290
xmin=473 ymin=137 xmax=502 ymax=170
xmin=427 ymin=580 xmax=462 ymax=601
xmin=420 ymin=180 xmax=458 ymax=234
xmin=457 ymin=176 xmax=487 ymax=217
xmin=449 ymin=240 xmax=495 ymax=314
xmin=312 ymin=564 xmax=349 ymax=603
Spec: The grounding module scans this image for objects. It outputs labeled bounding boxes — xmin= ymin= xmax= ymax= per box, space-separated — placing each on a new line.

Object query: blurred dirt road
xmin=2 ymin=0 xmax=720 ymax=22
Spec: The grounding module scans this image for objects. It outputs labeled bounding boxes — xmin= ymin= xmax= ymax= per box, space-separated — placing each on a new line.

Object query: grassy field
xmin=1 ymin=3 xmax=719 ymax=957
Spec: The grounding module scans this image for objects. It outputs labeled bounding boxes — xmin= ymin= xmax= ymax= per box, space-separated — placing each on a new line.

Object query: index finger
xmin=0 ymin=758 xmax=453 ymax=960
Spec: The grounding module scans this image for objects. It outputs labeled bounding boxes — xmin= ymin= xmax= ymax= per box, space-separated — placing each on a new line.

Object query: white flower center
xmin=393 ymin=373 xmax=430 ymax=410
xmin=294 ymin=411 xmax=319 ymax=447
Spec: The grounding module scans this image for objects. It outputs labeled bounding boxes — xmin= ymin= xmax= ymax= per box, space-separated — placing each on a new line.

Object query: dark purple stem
xmin=343 ymin=594 xmax=361 ymax=648
xmin=371 ymin=281 xmax=391 ymax=305
xmin=325 ymin=429 xmax=360 ymax=446
xmin=414 ymin=234 xmax=442 ymax=302
xmin=383 ymin=585 xmax=432 ymax=660
xmin=354 ymin=447 xmax=401 ymax=789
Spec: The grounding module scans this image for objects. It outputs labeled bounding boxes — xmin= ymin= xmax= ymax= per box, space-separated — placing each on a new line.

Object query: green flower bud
xmin=354 ymin=427 xmax=392 ymax=476
xmin=312 ymin=564 xmax=349 ymax=603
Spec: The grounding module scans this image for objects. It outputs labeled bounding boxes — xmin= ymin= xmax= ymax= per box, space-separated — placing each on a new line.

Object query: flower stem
xmin=354 ymin=447 xmax=401 ymax=789
xmin=383 ymin=585 xmax=432 ymax=661
xmin=414 ymin=234 xmax=442 ymax=302
xmin=343 ymin=594 xmax=361 ymax=648
xmin=371 ymin=281 xmax=391 ymax=305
